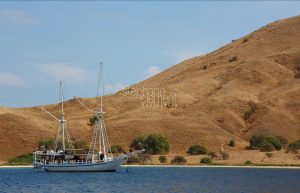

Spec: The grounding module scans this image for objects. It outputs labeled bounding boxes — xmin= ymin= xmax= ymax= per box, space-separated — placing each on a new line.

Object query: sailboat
xmin=33 ymin=63 xmax=127 ymax=172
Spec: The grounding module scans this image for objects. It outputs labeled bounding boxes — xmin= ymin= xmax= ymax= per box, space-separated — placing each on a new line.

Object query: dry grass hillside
xmin=1 ymin=16 xmax=300 ymax=162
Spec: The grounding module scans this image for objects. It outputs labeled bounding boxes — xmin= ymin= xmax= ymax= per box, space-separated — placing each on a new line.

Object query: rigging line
xmin=74 ymin=97 xmax=97 ymax=113
xmin=40 ymin=107 xmax=60 ymax=122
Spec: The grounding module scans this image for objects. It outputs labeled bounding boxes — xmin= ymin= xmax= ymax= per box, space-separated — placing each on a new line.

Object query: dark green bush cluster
xmin=200 ymin=157 xmax=212 ymax=164
xmin=89 ymin=116 xmax=98 ymax=126
xmin=8 ymin=153 xmax=32 ymax=165
xmin=171 ymin=156 xmax=187 ymax=165
xmin=249 ymin=135 xmax=285 ymax=152
xmin=187 ymin=145 xmax=207 ymax=155
xmin=158 ymin=155 xmax=167 ymax=163
xmin=130 ymin=134 xmax=170 ymax=155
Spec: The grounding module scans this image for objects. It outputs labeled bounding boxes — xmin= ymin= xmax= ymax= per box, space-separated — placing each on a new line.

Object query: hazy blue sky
xmin=1 ymin=1 xmax=300 ymax=107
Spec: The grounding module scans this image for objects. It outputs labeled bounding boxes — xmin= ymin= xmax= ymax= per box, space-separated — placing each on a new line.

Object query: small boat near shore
xmin=33 ymin=63 xmax=129 ymax=172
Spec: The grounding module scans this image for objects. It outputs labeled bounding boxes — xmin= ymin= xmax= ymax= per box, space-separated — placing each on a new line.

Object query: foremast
xmin=41 ymin=81 xmax=74 ymax=153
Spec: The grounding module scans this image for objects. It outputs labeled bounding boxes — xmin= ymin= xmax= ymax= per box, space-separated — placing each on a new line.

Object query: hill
xmin=1 ymin=16 xmax=300 ymax=162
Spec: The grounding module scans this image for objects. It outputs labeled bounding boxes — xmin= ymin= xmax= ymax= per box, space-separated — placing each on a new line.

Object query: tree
xmin=249 ymin=135 xmax=282 ymax=151
xmin=171 ymin=156 xmax=187 ymax=164
xmin=158 ymin=155 xmax=167 ymax=163
xmin=144 ymin=134 xmax=170 ymax=155
xmin=265 ymin=137 xmax=281 ymax=150
xmin=89 ymin=116 xmax=97 ymax=126
xmin=130 ymin=136 xmax=146 ymax=150
xmin=187 ymin=145 xmax=207 ymax=155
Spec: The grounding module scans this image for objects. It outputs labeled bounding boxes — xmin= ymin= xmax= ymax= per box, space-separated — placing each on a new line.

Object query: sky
xmin=0 ymin=1 xmax=300 ymax=108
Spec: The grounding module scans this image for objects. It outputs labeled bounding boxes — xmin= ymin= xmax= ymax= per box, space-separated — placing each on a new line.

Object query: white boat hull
xmin=43 ymin=157 xmax=126 ymax=172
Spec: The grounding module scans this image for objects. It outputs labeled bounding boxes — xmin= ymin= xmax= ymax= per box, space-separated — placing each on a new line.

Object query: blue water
xmin=0 ymin=167 xmax=299 ymax=193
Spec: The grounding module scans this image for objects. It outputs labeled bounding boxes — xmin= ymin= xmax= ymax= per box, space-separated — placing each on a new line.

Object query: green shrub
xmin=158 ymin=155 xmax=167 ymax=163
xmin=200 ymin=157 xmax=212 ymax=164
xmin=144 ymin=134 xmax=170 ymax=155
xmin=228 ymin=139 xmax=235 ymax=147
xmin=249 ymin=135 xmax=282 ymax=151
xmin=171 ymin=156 xmax=187 ymax=165
xmin=187 ymin=145 xmax=207 ymax=155
xmin=8 ymin=153 xmax=32 ymax=165
xmin=130 ymin=136 xmax=146 ymax=150
xmin=265 ymin=137 xmax=282 ymax=150
xmin=110 ymin=144 xmax=124 ymax=153
xmin=244 ymin=160 xmax=252 ymax=165
xmin=260 ymin=144 xmax=275 ymax=152
xmin=89 ymin=116 xmax=98 ymax=126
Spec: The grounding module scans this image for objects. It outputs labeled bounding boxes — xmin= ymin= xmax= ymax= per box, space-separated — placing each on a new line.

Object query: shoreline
xmin=1 ymin=164 xmax=299 ymax=169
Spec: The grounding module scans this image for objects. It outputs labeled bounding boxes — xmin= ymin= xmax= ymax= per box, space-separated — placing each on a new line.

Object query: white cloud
xmin=0 ymin=72 xmax=25 ymax=87
xmin=163 ymin=49 xmax=203 ymax=63
xmin=40 ymin=63 xmax=86 ymax=82
xmin=105 ymin=83 xmax=125 ymax=94
xmin=0 ymin=9 xmax=38 ymax=24
xmin=144 ymin=66 xmax=161 ymax=79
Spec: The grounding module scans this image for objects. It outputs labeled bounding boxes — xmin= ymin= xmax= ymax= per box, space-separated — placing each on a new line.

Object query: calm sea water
xmin=0 ymin=166 xmax=299 ymax=193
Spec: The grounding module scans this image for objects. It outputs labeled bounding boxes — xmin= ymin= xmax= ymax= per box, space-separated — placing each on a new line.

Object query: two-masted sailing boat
xmin=33 ymin=63 xmax=127 ymax=172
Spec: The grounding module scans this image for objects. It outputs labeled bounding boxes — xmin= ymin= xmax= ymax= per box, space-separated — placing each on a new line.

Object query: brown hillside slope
xmin=1 ymin=16 xmax=300 ymax=161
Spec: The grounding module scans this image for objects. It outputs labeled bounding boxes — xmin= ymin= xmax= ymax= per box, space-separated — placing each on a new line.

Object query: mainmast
xmin=59 ymin=81 xmax=66 ymax=151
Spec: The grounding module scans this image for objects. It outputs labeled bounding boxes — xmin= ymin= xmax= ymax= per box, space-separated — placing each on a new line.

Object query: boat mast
xmin=59 ymin=81 xmax=66 ymax=152
xmin=98 ymin=62 xmax=107 ymax=157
